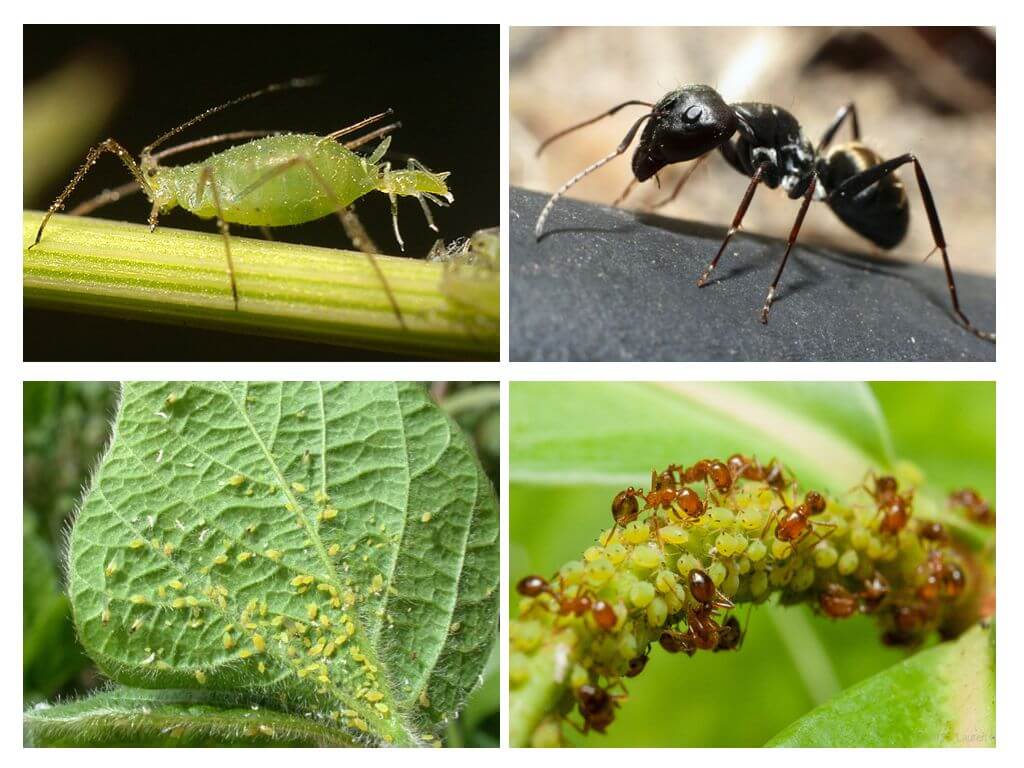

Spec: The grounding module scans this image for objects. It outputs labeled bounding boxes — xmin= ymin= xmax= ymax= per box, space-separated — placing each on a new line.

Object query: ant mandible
xmin=533 ymin=84 xmax=994 ymax=342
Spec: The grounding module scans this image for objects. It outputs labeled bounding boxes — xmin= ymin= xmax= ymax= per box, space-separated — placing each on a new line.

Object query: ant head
xmin=631 ymin=85 xmax=737 ymax=181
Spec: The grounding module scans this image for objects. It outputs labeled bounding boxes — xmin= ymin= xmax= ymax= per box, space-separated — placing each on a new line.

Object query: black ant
xmin=533 ymin=84 xmax=994 ymax=342
xmin=516 ymin=575 xmax=618 ymax=630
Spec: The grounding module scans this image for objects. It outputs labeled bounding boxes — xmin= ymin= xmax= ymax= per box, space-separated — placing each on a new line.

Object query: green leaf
xmin=65 ymin=382 xmax=497 ymax=746
xmin=24 ymin=687 xmax=358 ymax=746
xmin=510 ymin=382 xmax=893 ymax=491
xmin=766 ymin=622 xmax=995 ymax=747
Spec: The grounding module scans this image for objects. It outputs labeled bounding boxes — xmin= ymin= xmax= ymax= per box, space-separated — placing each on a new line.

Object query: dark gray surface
xmin=511 ymin=187 xmax=996 ymax=362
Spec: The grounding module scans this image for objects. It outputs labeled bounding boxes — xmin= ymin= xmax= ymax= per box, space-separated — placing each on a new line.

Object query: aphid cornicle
xmin=534 ymin=84 xmax=994 ymax=341
xmin=30 ymin=78 xmax=453 ymax=327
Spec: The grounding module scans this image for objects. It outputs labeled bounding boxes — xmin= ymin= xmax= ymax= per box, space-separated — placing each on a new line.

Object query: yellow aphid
xmin=365 ymin=690 xmax=385 ymax=702
xmin=351 ymin=718 xmax=368 ymax=733
xmin=622 ymin=520 xmax=649 ymax=544
xmin=660 ymin=525 xmax=689 ymax=545
xmin=236 ymin=551 xmax=253 ymax=563
xmin=322 ymin=641 xmax=337 ymax=657
xmin=223 ymin=633 xmax=236 ymax=650
xmin=212 ymin=553 xmax=228 ymax=566
xmin=421 ymin=512 xmax=432 ymax=523
xmin=314 ymin=491 xmax=329 ymax=505
xmin=129 ymin=539 xmax=145 ymax=549
xmin=238 ymin=649 xmax=252 ymax=660
xmin=308 ymin=640 xmax=326 ymax=657
xmin=374 ymin=703 xmax=390 ymax=716
xmin=419 ymin=690 xmax=430 ymax=708
xmin=227 ymin=474 xmax=245 ymax=486
xmin=168 ymin=580 xmax=185 ymax=590
xmin=370 ymin=574 xmax=384 ymax=594
xmin=631 ymin=543 xmax=662 ymax=569
xmin=291 ymin=574 xmax=315 ymax=587
xmin=101 ymin=607 xmax=111 ymax=624
xmin=328 ymin=544 xmax=340 ymax=557
xmin=171 ymin=597 xmax=188 ymax=609
xmin=130 ymin=594 xmax=149 ymax=605
xmin=321 ymin=507 xmax=338 ymax=521
xmin=105 ymin=561 xmax=118 ymax=577
xmin=129 ymin=618 xmax=144 ymax=633
xmin=194 ymin=670 xmax=207 ymax=685
xmin=291 ymin=482 xmax=307 ymax=493
xmin=264 ymin=548 xmax=283 ymax=561
xmin=307 ymin=603 xmax=319 ymax=620
xmin=163 ymin=543 xmax=175 ymax=557
xmin=252 ymin=634 xmax=266 ymax=653
xmin=258 ymin=661 xmax=266 ymax=674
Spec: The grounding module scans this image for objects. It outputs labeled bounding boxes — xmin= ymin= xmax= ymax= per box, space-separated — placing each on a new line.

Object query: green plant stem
xmin=23 ymin=212 xmax=498 ymax=359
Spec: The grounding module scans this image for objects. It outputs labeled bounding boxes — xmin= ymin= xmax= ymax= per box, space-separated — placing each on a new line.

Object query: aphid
xmin=818 ymin=583 xmax=858 ymax=619
xmin=533 ymin=84 xmax=993 ymax=341
xmin=30 ymin=78 xmax=453 ymax=327
xmin=948 ymin=488 xmax=995 ymax=525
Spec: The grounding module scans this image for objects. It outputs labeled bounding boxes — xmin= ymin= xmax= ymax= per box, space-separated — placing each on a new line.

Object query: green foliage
xmin=510 ymin=382 xmax=994 ymax=747
xmin=27 ymin=382 xmax=498 ymax=747
xmin=767 ymin=622 xmax=995 ymax=746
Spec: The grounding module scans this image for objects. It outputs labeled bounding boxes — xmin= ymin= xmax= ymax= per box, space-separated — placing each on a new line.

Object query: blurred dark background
xmin=23 ymin=381 xmax=499 ymax=747
xmin=24 ymin=25 xmax=498 ymax=361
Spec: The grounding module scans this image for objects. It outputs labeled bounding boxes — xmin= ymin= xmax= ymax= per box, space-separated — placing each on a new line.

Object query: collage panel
xmin=510 ymin=27 xmax=995 ymax=361
xmin=509 ymin=381 xmax=994 ymax=746
xmin=23 ymin=381 xmax=499 ymax=747
xmin=24 ymin=26 xmax=499 ymax=362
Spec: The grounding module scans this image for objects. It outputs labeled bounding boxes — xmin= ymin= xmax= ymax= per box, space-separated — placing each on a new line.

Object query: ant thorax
xmin=730 ymin=103 xmax=816 ymax=199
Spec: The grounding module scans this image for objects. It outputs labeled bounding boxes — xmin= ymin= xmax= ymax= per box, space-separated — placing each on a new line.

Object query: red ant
xmin=516 ymin=575 xmax=618 ymax=630
xmin=625 ymin=650 xmax=649 ymax=677
xmin=610 ymin=488 xmax=642 ymax=539
xmin=818 ymin=582 xmax=858 ymax=619
xmin=917 ymin=520 xmax=949 ymax=544
xmin=762 ymin=489 xmax=833 ymax=550
xmin=858 ymin=473 xmax=913 ymax=535
xmin=572 ymin=681 xmax=626 ymax=735
xmin=659 ymin=628 xmax=697 ymax=656
xmin=917 ymin=551 xmax=966 ymax=603
xmin=858 ymin=570 xmax=890 ymax=613
xmin=949 ymin=487 xmax=994 ymax=526
xmin=684 ymin=568 xmax=735 ymax=650
xmin=713 ymin=611 xmax=750 ymax=652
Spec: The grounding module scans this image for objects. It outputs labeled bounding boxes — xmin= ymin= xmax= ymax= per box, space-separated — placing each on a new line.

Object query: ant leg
xmin=68 ymin=180 xmax=143 ymax=217
xmin=195 ymin=166 xmax=239 ymax=310
xmin=816 ymin=102 xmax=860 ymax=154
xmin=649 ymin=154 xmax=709 ymax=211
xmin=611 ymin=177 xmax=637 ymax=208
xmin=697 ymin=162 xmax=770 ymax=287
xmin=236 ymin=155 xmax=406 ymax=329
xmin=760 ymin=173 xmax=818 ymax=323
xmin=830 ymin=153 xmax=994 ymax=341
xmin=31 ymin=138 xmax=148 ymax=248
xmin=535 ymin=110 xmax=657 ymax=238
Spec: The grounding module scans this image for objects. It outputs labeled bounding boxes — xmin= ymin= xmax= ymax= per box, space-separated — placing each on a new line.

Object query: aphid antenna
xmin=318 ymin=109 xmax=395 ymax=146
xmin=534 ymin=111 xmax=656 ymax=239
xmin=141 ymin=76 xmax=324 ymax=158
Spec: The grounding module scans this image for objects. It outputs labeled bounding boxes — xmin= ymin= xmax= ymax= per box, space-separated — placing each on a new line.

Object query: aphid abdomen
xmin=173 ymin=134 xmax=379 ymax=227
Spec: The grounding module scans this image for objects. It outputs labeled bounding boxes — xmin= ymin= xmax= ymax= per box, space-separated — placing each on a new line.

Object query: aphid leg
xmin=235 ymin=155 xmax=407 ymax=329
xmin=696 ymin=161 xmax=770 ymax=287
xmin=816 ymin=102 xmax=860 ymax=154
xmin=535 ymin=110 xmax=656 ymax=239
xmin=31 ymin=138 xmax=148 ymax=248
xmin=338 ymin=206 xmax=380 ymax=254
xmin=760 ymin=172 xmax=818 ymax=324
xmin=195 ymin=165 xmax=239 ymax=310
xmin=829 ymin=153 xmax=994 ymax=342
xmin=69 ymin=180 xmax=143 ymax=217
xmin=649 ymin=154 xmax=708 ymax=211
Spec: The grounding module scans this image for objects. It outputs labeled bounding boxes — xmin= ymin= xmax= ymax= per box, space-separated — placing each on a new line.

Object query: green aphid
xmin=30 ymin=78 xmax=453 ymax=328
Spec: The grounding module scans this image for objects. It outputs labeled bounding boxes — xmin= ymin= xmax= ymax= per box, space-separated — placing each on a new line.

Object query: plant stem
xmin=23 ymin=211 xmax=498 ymax=359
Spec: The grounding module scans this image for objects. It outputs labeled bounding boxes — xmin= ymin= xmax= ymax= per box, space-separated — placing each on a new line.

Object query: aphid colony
xmin=511 ymin=455 xmax=989 ymax=740
xmin=99 ymin=465 xmax=401 ymax=741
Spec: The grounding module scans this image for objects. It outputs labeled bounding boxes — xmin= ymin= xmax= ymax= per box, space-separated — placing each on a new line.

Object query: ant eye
xmin=684 ymin=105 xmax=702 ymax=122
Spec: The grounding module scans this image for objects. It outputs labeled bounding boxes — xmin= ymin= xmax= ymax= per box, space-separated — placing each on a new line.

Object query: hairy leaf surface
xmin=67 ymin=382 xmax=497 ymax=746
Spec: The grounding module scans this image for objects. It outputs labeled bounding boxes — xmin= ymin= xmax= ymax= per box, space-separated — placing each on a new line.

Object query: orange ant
xmin=917 ymin=551 xmax=966 ymax=603
xmin=516 ymin=575 xmax=618 ymax=630
xmin=713 ymin=609 xmax=752 ymax=652
xmin=949 ymin=487 xmax=994 ymax=526
xmin=659 ymin=628 xmax=697 ymax=656
xmin=917 ymin=520 xmax=948 ymax=544
xmin=684 ymin=568 xmax=735 ymax=650
xmin=762 ymin=489 xmax=833 ymax=550
xmin=857 ymin=473 xmax=913 ymax=535
xmin=572 ymin=681 xmax=626 ymax=735
xmin=818 ymin=582 xmax=858 ymax=619
xmin=858 ymin=570 xmax=890 ymax=613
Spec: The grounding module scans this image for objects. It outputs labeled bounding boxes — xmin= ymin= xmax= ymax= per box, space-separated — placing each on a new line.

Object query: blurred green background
xmin=23 ymin=381 xmax=499 ymax=748
xmin=510 ymin=381 xmax=994 ymax=747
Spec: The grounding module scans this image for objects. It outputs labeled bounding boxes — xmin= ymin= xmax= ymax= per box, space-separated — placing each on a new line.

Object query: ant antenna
xmin=536 ymin=100 xmax=654 ymax=157
xmin=534 ymin=111 xmax=656 ymax=239
xmin=142 ymin=76 xmax=324 ymax=156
